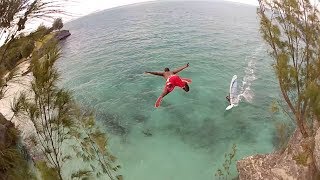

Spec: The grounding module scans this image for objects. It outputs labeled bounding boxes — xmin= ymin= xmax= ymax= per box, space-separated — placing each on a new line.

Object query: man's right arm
xmin=145 ymin=71 xmax=164 ymax=76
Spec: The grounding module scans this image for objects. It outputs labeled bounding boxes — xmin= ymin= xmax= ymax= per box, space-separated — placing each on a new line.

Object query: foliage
xmin=16 ymin=40 xmax=71 ymax=179
xmin=215 ymin=144 xmax=237 ymax=180
xmin=0 ymin=0 xmax=65 ymax=97
xmin=0 ymin=115 xmax=35 ymax=180
xmin=0 ymin=0 xmax=65 ymax=45
xmin=20 ymin=39 xmax=35 ymax=58
xmin=71 ymin=107 xmax=121 ymax=179
xmin=71 ymin=169 xmax=92 ymax=179
xmin=257 ymin=0 xmax=320 ymax=138
xmin=14 ymin=41 xmax=121 ymax=179
xmin=0 ymin=1 xmax=67 ymax=179
xmin=36 ymin=161 xmax=60 ymax=180
xmin=269 ymin=100 xmax=293 ymax=151
xmin=52 ymin=18 xmax=63 ymax=31
xmin=29 ymin=25 xmax=52 ymax=42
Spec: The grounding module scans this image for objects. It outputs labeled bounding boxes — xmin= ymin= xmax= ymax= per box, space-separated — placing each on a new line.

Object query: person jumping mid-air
xmin=145 ymin=63 xmax=192 ymax=108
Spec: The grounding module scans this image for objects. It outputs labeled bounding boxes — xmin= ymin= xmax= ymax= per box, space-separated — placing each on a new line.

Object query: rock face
xmin=0 ymin=113 xmax=15 ymax=148
xmin=55 ymin=30 xmax=71 ymax=40
xmin=314 ymin=128 xmax=320 ymax=173
xmin=237 ymin=129 xmax=317 ymax=180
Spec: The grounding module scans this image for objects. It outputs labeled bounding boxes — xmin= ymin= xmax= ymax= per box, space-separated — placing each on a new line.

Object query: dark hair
xmin=164 ymin=67 xmax=170 ymax=72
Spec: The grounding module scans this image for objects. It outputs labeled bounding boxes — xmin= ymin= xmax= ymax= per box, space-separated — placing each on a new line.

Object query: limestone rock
xmin=314 ymin=128 xmax=320 ymax=172
xmin=237 ymin=130 xmax=314 ymax=180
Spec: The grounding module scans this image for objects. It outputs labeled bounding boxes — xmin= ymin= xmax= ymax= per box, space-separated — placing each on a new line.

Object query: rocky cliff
xmin=237 ymin=129 xmax=320 ymax=180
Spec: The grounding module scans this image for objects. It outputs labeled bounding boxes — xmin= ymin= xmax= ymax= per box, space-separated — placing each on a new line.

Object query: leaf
xmin=90 ymin=130 xmax=107 ymax=154
xmin=62 ymin=155 xmax=72 ymax=162
xmin=90 ymin=164 xmax=96 ymax=171
xmin=71 ymin=170 xmax=92 ymax=179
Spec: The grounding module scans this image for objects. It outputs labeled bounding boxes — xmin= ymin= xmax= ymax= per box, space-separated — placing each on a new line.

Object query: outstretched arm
xmin=145 ymin=71 xmax=164 ymax=76
xmin=173 ymin=63 xmax=189 ymax=74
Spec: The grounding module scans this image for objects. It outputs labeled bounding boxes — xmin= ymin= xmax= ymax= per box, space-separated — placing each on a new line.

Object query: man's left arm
xmin=173 ymin=63 xmax=189 ymax=74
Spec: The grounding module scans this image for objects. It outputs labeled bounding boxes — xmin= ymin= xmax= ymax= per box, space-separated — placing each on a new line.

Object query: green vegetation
xmin=0 ymin=0 xmax=59 ymax=99
xmin=258 ymin=0 xmax=320 ymax=178
xmin=52 ymin=18 xmax=64 ymax=31
xmin=0 ymin=1 xmax=65 ymax=179
xmin=14 ymin=41 xmax=71 ymax=179
xmin=257 ymin=0 xmax=320 ymax=138
xmin=36 ymin=161 xmax=60 ymax=180
xmin=269 ymin=100 xmax=293 ymax=151
xmin=1 ymin=1 xmax=122 ymax=179
xmin=0 ymin=114 xmax=35 ymax=180
xmin=215 ymin=144 xmax=237 ymax=180
xmin=13 ymin=41 xmax=121 ymax=179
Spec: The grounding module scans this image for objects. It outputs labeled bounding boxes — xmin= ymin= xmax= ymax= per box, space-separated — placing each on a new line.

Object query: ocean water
xmin=57 ymin=1 xmax=283 ymax=179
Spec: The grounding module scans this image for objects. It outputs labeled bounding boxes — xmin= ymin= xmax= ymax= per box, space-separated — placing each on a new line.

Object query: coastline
xmin=0 ymin=30 xmax=72 ymax=157
xmin=0 ymin=60 xmax=35 ymax=138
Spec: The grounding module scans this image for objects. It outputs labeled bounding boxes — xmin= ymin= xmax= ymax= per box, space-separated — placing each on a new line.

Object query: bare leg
xmin=155 ymin=87 xmax=170 ymax=108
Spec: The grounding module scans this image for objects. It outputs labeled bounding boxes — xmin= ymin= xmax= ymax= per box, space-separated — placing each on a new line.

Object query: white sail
xmin=226 ymin=75 xmax=238 ymax=110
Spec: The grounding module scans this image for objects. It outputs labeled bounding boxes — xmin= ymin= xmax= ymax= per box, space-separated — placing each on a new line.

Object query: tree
xmin=15 ymin=41 xmax=70 ymax=179
xmin=20 ymin=39 xmax=35 ymax=58
xmin=0 ymin=0 xmax=65 ymax=97
xmin=257 ymin=0 xmax=320 ymax=138
xmin=52 ymin=18 xmax=63 ymax=31
xmin=0 ymin=0 xmax=65 ymax=45
xmin=0 ymin=114 xmax=35 ymax=180
xmin=215 ymin=144 xmax=237 ymax=180
xmin=14 ymin=41 xmax=121 ymax=179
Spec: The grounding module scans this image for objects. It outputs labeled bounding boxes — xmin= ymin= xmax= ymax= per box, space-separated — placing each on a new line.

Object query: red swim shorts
xmin=166 ymin=75 xmax=186 ymax=92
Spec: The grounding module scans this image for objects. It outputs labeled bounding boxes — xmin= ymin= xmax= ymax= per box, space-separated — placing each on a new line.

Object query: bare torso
xmin=163 ymin=71 xmax=174 ymax=79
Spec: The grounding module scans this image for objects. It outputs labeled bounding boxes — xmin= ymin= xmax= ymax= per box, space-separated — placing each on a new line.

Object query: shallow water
xmin=57 ymin=1 xmax=284 ymax=179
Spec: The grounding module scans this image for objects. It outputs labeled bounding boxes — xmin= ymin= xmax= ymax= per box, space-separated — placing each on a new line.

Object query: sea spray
xmin=238 ymin=45 xmax=264 ymax=103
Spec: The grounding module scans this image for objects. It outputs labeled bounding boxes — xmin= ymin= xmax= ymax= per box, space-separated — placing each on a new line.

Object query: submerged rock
xmin=142 ymin=129 xmax=152 ymax=137
xmin=134 ymin=114 xmax=147 ymax=123
xmin=99 ymin=112 xmax=129 ymax=136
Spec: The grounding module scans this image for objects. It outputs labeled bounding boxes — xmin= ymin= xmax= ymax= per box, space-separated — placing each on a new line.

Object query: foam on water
xmin=238 ymin=45 xmax=264 ymax=103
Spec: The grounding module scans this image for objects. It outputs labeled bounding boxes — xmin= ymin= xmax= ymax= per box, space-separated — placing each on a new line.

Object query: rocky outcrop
xmin=55 ymin=30 xmax=71 ymax=40
xmin=0 ymin=113 xmax=15 ymax=148
xmin=314 ymin=128 xmax=320 ymax=172
xmin=237 ymin=129 xmax=317 ymax=180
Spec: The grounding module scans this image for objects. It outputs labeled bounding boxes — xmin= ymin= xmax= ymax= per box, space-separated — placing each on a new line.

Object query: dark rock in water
xmin=55 ymin=30 xmax=71 ymax=40
xmin=99 ymin=112 xmax=128 ymax=136
xmin=313 ymin=125 xmax=320 ymax=174
xmin=142 ymin=129 xmax=152 ymax=137
xmin=134 ymin=114 xmax=147 ymax=123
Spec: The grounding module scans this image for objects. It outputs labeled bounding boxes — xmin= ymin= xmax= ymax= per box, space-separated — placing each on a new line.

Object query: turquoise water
xmin=57 ymin=1 xmax=282 ymax=179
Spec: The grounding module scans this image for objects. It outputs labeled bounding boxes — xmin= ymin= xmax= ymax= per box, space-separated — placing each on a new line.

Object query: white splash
xmin=238 ymin=45 xmax=263 ymax=103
